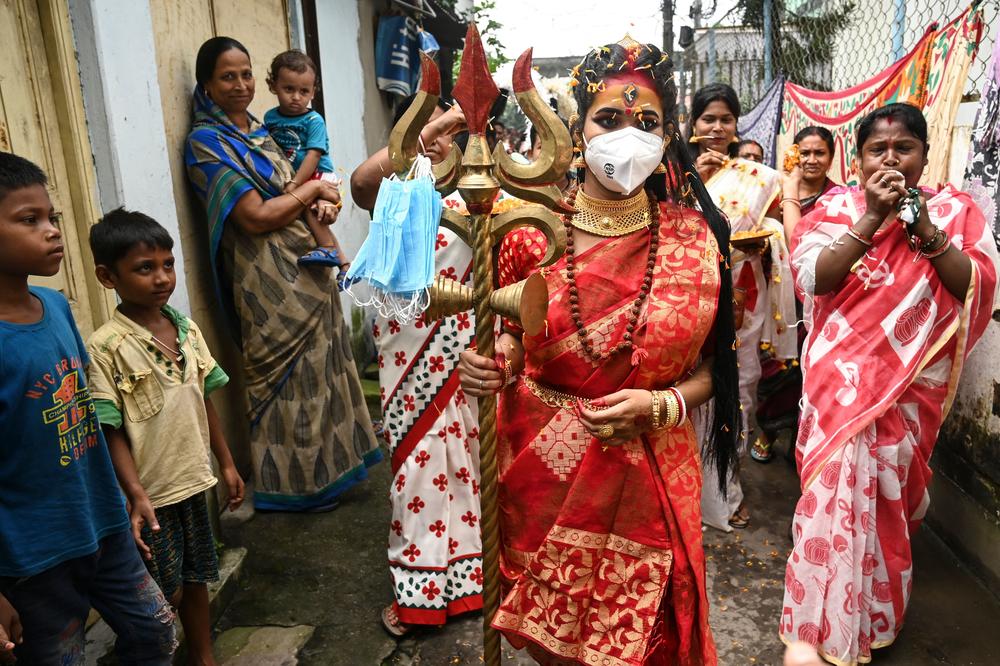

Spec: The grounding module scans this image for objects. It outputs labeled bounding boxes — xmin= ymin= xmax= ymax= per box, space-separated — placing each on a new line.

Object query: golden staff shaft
xmin=469 ymin=206 xmax=501 ymax=666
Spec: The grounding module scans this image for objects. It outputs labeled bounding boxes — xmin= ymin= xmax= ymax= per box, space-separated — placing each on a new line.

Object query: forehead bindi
xmin=591 ymin=82 xmax=663 ymax=116
xmin=866 ymin=118 xmax=921 ymax=146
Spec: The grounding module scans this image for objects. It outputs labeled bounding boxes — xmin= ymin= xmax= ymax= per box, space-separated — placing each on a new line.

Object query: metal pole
xmin=891 ymin=0 xmax=906 ymax=60
xmin=708 ymin=27 xmax=717 ymax=82
xmin=662 ymin=0 xmax=674 ymax=59
xmin=678 ymin=49 xmax=688 ymax=123
xmin=763 ymin=0 xmax=773 ymax=86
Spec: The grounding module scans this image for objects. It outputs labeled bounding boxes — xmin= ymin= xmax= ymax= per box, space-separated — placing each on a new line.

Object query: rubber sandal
xmin=381 ymin=604 xmax=412 ymax=638
xmin=750 ymin=436 xmax=773 ymax=463
xmin=298 ymin=247 xmax=341 ymax=267
xmin=337 ymin=263 xmax=358 ymax=291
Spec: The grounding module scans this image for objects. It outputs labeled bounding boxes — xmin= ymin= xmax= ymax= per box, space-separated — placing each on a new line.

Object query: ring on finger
xmin=597 ymin=424 xmax=615 ymax=440
xmin=479 ymin=379 xmax=484 ymax=390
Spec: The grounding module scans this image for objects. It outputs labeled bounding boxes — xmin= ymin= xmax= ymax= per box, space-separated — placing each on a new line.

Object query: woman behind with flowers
xmin=689 ymin=83 xmax=798 ymax=530
xmin=458 ymin=37 xmax=741 ymax=664
xmin=753 ymin=125 xmax=841 ymax=463
xmin=782 ymin=103 xmax=997 ymax=664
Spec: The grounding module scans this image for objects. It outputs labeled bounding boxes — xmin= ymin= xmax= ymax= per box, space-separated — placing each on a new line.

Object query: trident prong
xmin=492 ymin=49 xmax=575 ymax=213
xmin=440 ymin=208 xmax=471 ymax=246
xmin=388 ymin=52 xmax=464 ymax=196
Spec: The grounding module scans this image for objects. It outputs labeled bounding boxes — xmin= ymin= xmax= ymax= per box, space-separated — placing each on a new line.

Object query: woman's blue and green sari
xmin=185 ymin=86 xmax=381 ymax=511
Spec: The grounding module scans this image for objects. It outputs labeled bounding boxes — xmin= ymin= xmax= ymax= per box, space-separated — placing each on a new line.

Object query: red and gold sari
xmin=783 ymin=185 xmax=998 ymax=664
xmin=492 ymin=202 xmax=722 ymax=665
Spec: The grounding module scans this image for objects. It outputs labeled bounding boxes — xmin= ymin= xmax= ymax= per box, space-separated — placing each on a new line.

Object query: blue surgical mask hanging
xmin=346 ymin=154 xmax=441 ymax=324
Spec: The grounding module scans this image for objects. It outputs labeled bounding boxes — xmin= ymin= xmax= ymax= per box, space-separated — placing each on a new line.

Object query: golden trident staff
xmin=387 ymin=24 xmax=572 ymax=665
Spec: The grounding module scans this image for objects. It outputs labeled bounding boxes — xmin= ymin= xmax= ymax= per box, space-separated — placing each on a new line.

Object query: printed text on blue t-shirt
xmin=25 ymin=357 xmax=101 ymax=467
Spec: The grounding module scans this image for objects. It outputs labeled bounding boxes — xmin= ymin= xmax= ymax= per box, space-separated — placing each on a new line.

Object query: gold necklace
xmin=570 ymin=188 xmax=651 ymax=237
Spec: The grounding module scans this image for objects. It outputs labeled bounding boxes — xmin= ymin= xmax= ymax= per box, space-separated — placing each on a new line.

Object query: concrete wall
xmin=315 ymin=0 xmax=383 ymax=261
xmin=927 ymin=100 xmax=1000 ymax=595
xmin=68 ymin=0 xmax=191 ymax=314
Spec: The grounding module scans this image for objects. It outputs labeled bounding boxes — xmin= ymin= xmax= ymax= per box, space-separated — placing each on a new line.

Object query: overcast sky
xmin=487 ymin=0 xmax=738 ymax=61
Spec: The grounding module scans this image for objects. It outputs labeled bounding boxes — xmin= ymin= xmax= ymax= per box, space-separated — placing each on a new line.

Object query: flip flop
xmin=298 ymin=247 xmax=341 ymax=267
xmin=381 ymin=604 xmax=412 ymax=638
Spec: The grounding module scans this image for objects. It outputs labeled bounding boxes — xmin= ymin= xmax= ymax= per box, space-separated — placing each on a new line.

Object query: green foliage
xmin=452 ymin=0 xmax=511 ymax=80
xmin=737 ymin=0 xmax=855 ymax=90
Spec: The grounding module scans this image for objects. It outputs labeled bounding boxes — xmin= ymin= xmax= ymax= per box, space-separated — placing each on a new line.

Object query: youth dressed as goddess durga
xmin=459 ymin=37 xmax=741 ymax=665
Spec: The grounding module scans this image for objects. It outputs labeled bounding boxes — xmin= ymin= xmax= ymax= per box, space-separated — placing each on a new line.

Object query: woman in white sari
xmin=690 ymin=83 xmax=797 ymax=530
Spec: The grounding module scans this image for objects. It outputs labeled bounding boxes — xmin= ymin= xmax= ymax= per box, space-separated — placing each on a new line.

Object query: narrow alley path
xmin=216 ymin=433 xmax=1000 ymax=665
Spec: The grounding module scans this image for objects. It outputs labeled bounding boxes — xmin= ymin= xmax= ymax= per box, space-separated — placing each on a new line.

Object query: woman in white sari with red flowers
xmin=782 ymin=103 xmax=998 ymax=665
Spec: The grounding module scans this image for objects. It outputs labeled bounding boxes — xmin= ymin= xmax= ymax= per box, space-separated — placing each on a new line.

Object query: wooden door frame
xmin=33 ymin=0 xmax=115 ymax=326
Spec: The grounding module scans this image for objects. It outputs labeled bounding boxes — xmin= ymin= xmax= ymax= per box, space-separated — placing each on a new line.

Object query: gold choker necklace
xmin=570 ymin=189 xmax=651 ymax=237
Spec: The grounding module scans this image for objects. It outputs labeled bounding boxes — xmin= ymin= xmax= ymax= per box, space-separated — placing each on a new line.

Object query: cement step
xmin=214 ymin=625 xmax=316 ymax=665
xmin=84 ymin=546 xmax=247 ymax=665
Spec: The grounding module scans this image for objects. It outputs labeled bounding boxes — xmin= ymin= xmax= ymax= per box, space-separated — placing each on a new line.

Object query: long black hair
xmin=569 ymin=42 xmax=740 ymax=493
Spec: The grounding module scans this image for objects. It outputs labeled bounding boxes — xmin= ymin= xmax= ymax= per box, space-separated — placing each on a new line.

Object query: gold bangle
xmin=650 ymin=390 xmax=662 ymax=429
xmin=663 ymin=390 xmax=679 ymax=429
xmin=287 ymin=189 xmax=308 ymax=209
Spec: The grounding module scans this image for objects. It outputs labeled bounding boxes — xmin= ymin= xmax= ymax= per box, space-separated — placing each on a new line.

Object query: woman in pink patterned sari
xmin=782 ymin=103 xmax=998 ymax=664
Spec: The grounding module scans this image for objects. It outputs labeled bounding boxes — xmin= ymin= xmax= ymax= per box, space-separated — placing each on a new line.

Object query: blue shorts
xmin=0 ymin=529 xmax=176 ymax=665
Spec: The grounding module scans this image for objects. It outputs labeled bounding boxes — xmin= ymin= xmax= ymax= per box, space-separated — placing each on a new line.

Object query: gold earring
xmin=653 ymin=162 xmax=668 ymax=174
xmin=571 ymin=133 xmax=586 ymax=170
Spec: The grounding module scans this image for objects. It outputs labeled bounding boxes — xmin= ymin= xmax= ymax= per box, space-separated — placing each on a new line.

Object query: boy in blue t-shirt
xmin=264 ymin=49 xmax=349 ymax=283
xmin=0 ymin=153 xmax=175 ymax=664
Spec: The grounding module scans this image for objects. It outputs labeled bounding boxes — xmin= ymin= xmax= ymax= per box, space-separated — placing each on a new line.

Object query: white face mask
xmin=583 ymin=126 xmax=666 ymax=194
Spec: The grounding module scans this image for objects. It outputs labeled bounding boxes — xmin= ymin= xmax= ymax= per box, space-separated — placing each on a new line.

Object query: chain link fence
xmin=678 ymin=0 xmax=998 ymax=114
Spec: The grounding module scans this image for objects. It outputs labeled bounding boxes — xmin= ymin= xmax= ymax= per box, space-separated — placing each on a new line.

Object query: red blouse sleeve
xmin=496 ymin=227 xmax=549 ymax=334
xmin=497 ymin=227 xmax=548 ymax=287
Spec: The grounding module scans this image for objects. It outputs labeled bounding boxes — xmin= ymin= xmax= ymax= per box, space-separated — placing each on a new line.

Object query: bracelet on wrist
xmin=287 ymin=189 xmax=308 ymax=209
xmin=668 ymin=386 xmax=687 ymax=425
xmin=650 ymin=390 xmax=662 ymax=429
xmin=662 ymin=390 xmax=680 ymax=429
xmin=918 ymin=228 xmax=945 ymax=252
xmin=845 ymin=226 xmax=873 ymax=247
xmin=920 ymin=230 xmax=951 ymax=259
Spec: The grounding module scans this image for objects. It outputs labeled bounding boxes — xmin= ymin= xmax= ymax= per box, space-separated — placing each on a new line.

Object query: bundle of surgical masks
xmin=345 ymin=154 xmax=441 ymax=324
